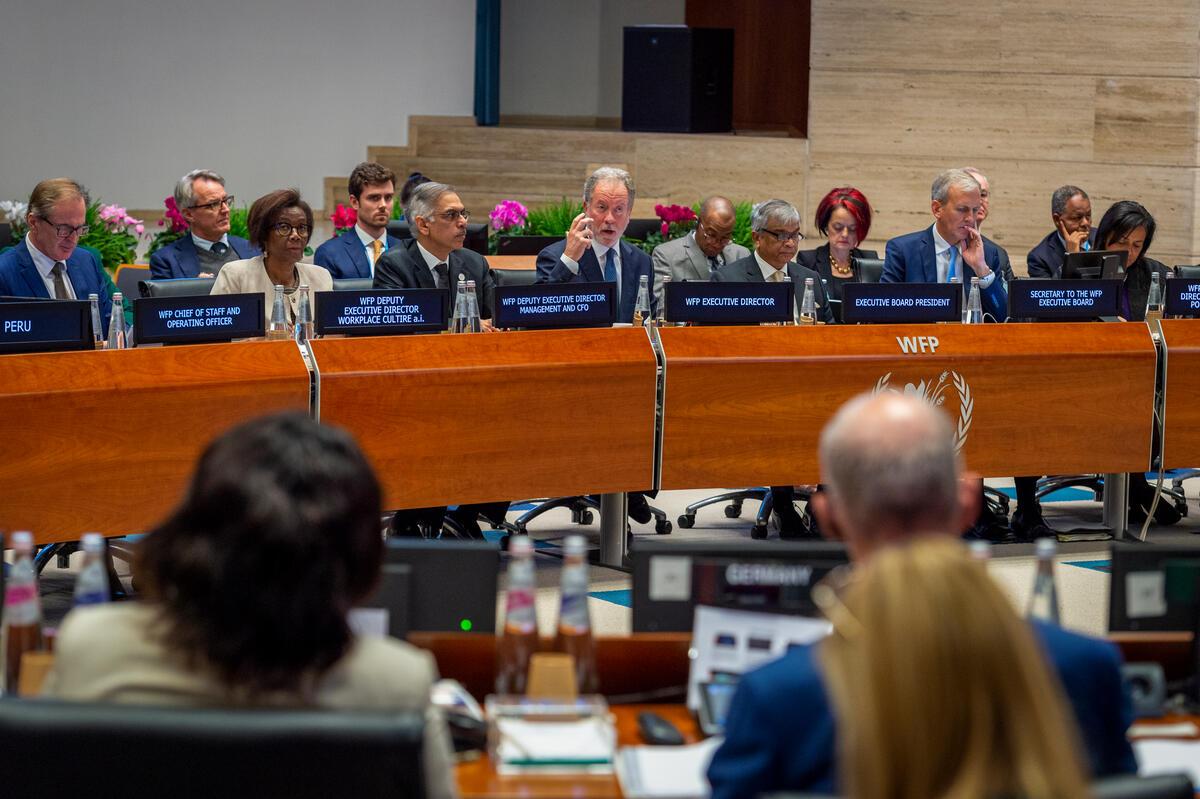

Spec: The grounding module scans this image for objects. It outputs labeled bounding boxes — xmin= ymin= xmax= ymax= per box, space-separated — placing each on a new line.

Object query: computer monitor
xmin=1061 ymin=249 xmax=1126 ymax=280
xmin=631 ymin=539 xmax=849 ymax=632
xmin=1109 ymin=541 xmax=1200 ymax=634
xmin=382 ymin=538 xmax=500 ymax=633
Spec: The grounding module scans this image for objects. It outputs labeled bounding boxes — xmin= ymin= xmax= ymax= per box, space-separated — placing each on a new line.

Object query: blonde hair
xmin=819 ymin=538 xmax=1089 ymax=799
xmin=28 ymin=178 xmax=89 ymax=219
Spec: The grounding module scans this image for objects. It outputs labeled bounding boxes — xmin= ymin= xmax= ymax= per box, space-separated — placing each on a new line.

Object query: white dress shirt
xmin=191 ymin=232 xmax=231 ymax=251
xmin=355 ymin=223 xmax=387 ymax=276
xmin=560 ymin=240 xmax=622 ymax=299
xmin=26 ymin=233 xmax=77 ymax=299
xmin=754 ymin=250 xmax=788 ymax=282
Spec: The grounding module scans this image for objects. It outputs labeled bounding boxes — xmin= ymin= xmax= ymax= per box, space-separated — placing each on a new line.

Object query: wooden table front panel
xmin=1160 ymin=319 xmax=1200 ymax=469
xmin=312 ymin=329 xmax=658 ymax=509
xmin=0 ymin=342 xmax=311 ymax=543
xmin=659 ymin=323 xmax=1156 ymax=488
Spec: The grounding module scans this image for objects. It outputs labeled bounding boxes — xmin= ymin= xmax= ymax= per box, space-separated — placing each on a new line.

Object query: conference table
xmin=0 ymin=320 xmax=1191 ymax=555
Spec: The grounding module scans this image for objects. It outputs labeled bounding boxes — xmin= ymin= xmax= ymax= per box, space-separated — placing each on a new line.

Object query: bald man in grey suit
xmin=651 ymin=196 xmax=750 ymax=306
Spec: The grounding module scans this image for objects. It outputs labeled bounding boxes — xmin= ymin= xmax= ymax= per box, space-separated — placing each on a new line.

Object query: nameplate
xmin=134 ymin=293 xmax=265 ymax=344
xmin=1007 ymin=279 xmax=1122 ymax=321
xmin=664 ymin=281 xmax=793 ymax=325
xmin=0 ymin=299 xmax=92 ymax=354
xmin=840 ymin=283 xmax=960 ymax=324
xmin=493 ymin=281 xmax=616 ymax=329
xmin=315 ymin=289 xmax=449 ymax=336
xmin=1165 ymin=278 xmax=1200 ymax=318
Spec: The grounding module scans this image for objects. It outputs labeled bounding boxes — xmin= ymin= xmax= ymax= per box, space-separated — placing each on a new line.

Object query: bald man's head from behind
xmin=810 ymin=392 xmax=980 ymax=561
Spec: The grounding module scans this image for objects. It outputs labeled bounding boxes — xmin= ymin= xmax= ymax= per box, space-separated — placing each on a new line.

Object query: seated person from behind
xmin=707 ymin=391 xmax=1136 ymax=799
xmin=210 ymin=189 xmax=332 ymax=327
xmin=714 ymin=198 xmax=831 ymax=539
xmin=795 ymin=186 xmax=877 ymax=321
xmin=373 ymin=180 xmax=495 ymax=326
xmin=819 ymin=537 xmax=1091 ymax=799
xmin=314 ymin=161 xmax=403 ymax=280
xmin=149 ymin=169 xmax=258 ymax=279
xmin=536 ymin=166 xmax=656 ymax=323
xmin=0 ymin=177 xmax=113 ymax=336
xmin=43 ymin=412 xmax=456 ymax=799
xmin=881 ymin=168 xmax=1007 ymax=320
xmin=650 ymin=194 xmax=749 ymax=307
xmin=1027 ymin=184 xmax=1097 ymax=279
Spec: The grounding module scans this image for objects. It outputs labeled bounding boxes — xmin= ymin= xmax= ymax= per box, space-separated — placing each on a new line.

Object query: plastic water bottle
xmin=1145 ymin=271 xmax=1163 ymax=323
xmin=496 ymin=536 xmax=538 ymax=695
xmin=554 ymin=535 xmax=597 ymax=693
xmin=4 ymin=531 xmax=44 ymax=693
xmin=657 ymin=275 xmax=670 ymax=326
xmin=106 ymin=292 xmax=127 ymax=349
xmin=88 ymin=293 xmax=104 ymax=349
xmin=632 ymin=275 xmax=651 ymax=327
xmin=968 ymin=540 xmax=991 ymax=561
xmin=293 ymin=284 xmax=313 ymax=343
xmin=451 ymin=275 xmax=470 ymax=333
xmin=963 ymin=277 xmax=984 ymax=325
xmin=1026 ymin=537 xmax=1061 ymax=624
xmin=73 ymin=533 xmax=110 ymax=607
xmin=267 ymin=285 xmax=290 ymax=340
xmin=798 ymin=277 xmax=817 ymax=325
xmin=464 ymin=279 xmax=483 ymax=333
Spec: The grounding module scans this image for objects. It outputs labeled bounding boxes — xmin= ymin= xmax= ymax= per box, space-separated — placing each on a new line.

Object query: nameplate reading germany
xmin=841 ymin=283 xmax=961 ymax=324
xmin=134 ymin=293 xmax=265 ymax=345
xmin=1008 ymin=279 xmax=1121 ymax=320
xmin=1165 ymin=278 xmax=1200 ymax=318
xmin=665 ymin=281 xmax=793 ymax=325
xmin=494 ymin=281 xmax=616 ymax=329
xmin=315 ymin=289 xmax=448 ymax=336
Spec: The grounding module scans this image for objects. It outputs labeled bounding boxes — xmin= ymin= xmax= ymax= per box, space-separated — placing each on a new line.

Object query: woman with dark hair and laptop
xmin=44 ymin=412 xmax=456 ymax=799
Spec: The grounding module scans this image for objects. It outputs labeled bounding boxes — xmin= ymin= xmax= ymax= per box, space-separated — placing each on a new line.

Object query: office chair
xmin=678 ymin=487 xmax=816 ymax=539
xmin=332 ymin=277 xmax=374 ymax=292
xmin=509 ymin=494 xmax=672 ymax=537
xmin=139 ymin=277 xmax=217 ymax=298
xmin=114 ymin=265 xmax=151 ymax=300
xmin=492 ymin=267 xmax=538 ymax=288
xmin=851 ymin=256 xmax=885 ymax=284
xmin=1174 ymin=264 xmax=1200 ymax=279
xmin=0 ymin=699 xmax=427 ymax=799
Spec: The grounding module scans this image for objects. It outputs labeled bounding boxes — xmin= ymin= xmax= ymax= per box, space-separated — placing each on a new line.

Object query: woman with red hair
xmin=797 ymin=187 xmax=876 ymax=322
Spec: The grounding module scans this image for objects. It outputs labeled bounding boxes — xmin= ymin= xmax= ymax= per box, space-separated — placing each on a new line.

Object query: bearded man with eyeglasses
xmin=149 ymin=169 xmax=259 ymax=280
xmin=0 ymin=177 xmax=114 ymax=336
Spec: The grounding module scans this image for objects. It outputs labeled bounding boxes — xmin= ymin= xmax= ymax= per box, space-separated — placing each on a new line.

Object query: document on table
xmin=616 ymin=737 xmax=722 ymax=799
xmin=1133 ymin=739 xmax=1200 ymax=786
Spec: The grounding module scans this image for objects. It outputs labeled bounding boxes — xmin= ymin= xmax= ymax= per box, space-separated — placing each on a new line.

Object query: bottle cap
xmin=81 ymin=532 xmax=104 ymax=553
xmin=1035 ymin=537 xmax=1057 ymax=557
xmin=804 ymin=277 xmax=814 ymax=286
xmin=509 ymin=535 xmax=533 ymax=556
xmin=458 ymin=274 xmax=466 ymax=282
xmin=563 ymin=534 xmax=586 ymax=556
xmin=112 ymin=291 xmax=124 ymax=301
xmin=11 ymin=530 xmax=33 ymax=548
xmin=968 ymin=539 xmax=991 ymax=559
xmin=88 ymin=293 xmax=98 ymax=300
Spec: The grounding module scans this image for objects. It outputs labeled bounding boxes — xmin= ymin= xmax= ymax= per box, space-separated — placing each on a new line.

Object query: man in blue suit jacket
xmin=0 ymin=178 xmax=113 ymax=336
xmin=149 ymin=169 xmax=257 ymax=279
xmin=1027 ymin=185 xmax=1098 ymax=279
xmin=535 ymin=166 xmax=655 ymax=323
xmin=882 ymin=168 xmax=1008 ymax=321
xmin=707 ymin=392 xmax=1137 ymax=799
xmin=314 ymin=161 xmax=403 ymax=280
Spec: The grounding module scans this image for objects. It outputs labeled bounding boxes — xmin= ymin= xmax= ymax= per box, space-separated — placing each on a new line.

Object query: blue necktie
xmin=1082 ymin=239 xmax=1091 ymax=252
xmin=603 ymin=248 xmax=618 ymax=282
xmin=947 ymin=246 xmax=957 ymax=282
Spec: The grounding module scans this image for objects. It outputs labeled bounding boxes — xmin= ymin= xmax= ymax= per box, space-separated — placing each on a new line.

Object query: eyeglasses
xmin=697 ymin=222 xmax=733 ymax=245
xmin=38 ymin=216 xmax=89 ymax=239
xmin=761 ymin=229 xmax=804 ymax=243
xmin=271 ymin=222 xmax=311 ymax=238
xmin=190 ymin=195 xmax=235 ymax=212
xmin=433 ymin=209 xmax=470 ymax=222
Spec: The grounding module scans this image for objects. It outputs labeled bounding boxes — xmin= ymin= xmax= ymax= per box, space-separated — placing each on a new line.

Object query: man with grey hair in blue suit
xmin=149 ymin=169 xmax=258 ymax=280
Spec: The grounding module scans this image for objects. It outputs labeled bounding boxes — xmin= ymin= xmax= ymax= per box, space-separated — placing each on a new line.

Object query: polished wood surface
xmin=312 ymin=329 xmax=657 ymax=510
xmin=659 ymin=323 xmax=1157 ymax=488
xmin=0 ymin=342 xmax=311 ymax=544
xmin=1160 ymin=319 xmax=1200 ymax=469
xmin=408 ymin=632 xmax=692 ymax=703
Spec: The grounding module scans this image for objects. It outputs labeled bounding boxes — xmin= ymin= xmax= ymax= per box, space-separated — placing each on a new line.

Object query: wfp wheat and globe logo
xmin=872 ymin=370 xmax=974 ymax=452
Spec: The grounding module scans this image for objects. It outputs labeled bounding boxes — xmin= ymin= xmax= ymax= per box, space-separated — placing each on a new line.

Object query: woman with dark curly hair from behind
xmin=44 ymin=412 xmax=456 ymax=799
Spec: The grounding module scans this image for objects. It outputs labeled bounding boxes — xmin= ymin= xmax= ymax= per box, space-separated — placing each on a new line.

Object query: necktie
xmin=433 ymin=263 xmax=449 ymax=290
xmin=211 ymin=241 xmax=229 ymax=257
xmin=51 ymin=262 xmax=69 ymax=299
xmin=603 ymin=249 xmax=618 ymax=282
xmin=947 ymin=246 xmax=958 ymax=282
xmin=708 ymin=255 xmax=720 ymax=278
xmin=370 ymin=239 xmax=383 ymax=264
xmin=770 ymin=269 xmax=785 ymax=283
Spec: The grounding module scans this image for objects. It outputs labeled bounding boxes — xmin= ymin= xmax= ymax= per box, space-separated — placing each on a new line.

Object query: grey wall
xmin=500 ymin=0 xmax=685 ymax=119
xmin=0 ymin=0 xmax=476 ymax=210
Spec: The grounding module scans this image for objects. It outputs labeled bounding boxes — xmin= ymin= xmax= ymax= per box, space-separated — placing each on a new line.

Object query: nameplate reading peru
xmin=841 ymin=283 xmax=961 ymax=324
xmin=0 ymin=299 xmax=92 ymax=354
xmin=493 ymin=282 xmax=616 ymax=329
xmin=665 ymin=281 xmax=793 ymax=325
xmin=315 ymin=289 xmax=448 ymax=336
xmin=134 ymin=293 xmax=265 ymax=345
